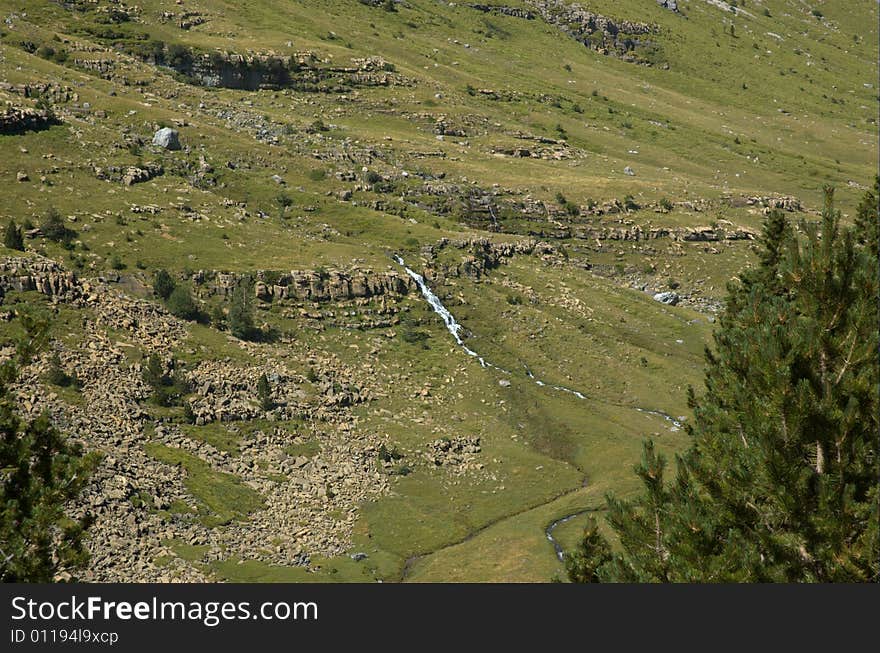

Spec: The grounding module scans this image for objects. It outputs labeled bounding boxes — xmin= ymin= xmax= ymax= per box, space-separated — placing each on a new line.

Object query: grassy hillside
xmin=0 ymin=0 xmax=876 ymax=582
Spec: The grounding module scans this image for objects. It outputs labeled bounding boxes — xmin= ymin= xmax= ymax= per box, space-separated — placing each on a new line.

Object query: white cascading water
xmin=395 ymin=254 xmax=682 ymax=561
xmin=395 ymin=255 xmax=588 ymax=401
xmin=395 ymin=255 xmax=684 ymax=417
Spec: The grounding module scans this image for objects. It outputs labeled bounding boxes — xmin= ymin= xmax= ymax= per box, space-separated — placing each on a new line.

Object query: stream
xmin=545 ymin=509 xmax=599 ymax=562
xmin=394 ymin=255 xmax=683 ymax=563
xmin=395 ymin=255 xmax=588 ymax=400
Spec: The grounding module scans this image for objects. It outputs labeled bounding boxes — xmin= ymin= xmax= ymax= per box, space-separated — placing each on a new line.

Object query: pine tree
xmin=257 ymin=373 xmax=274 ymax=412
xmin=165 ymin=285 xmax=199 ymax=321
xmin=39 ymin=208 xmax=76 ymax=245
xmin=153 ymin=269 xmax=176 ymax=300
xmin=853 ymin=175 xmax=878 ymax=258
xmin=228 ymin=276 xmax=256 ymax=341
xmin=4 ymin=221 xmax=25 ymax=251
xmin=0 ymin=310 xmax=96 ymax=581
xmin=141 ymin=354 xmax=189 ymax=407
xmin=567 ymin=185 xmax=879 ymax=582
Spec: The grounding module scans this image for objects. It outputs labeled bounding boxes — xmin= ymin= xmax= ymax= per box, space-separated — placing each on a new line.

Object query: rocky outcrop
xmin=735 ymin=195 xmax=803 ymax=213
xmin=93 ymin=162 xmax=164 ymax=185
xmin=191 ymin=268 xmax=415 ymax=303
xmin=421 ymin=237 xmax=557 ymax=280
xmin=0 ymin=256 xmax=80 ymax=299
xmin=653 ymin=291 xmax=680 ymax=305
xmin=0 ymin=81 xmax=77 ymax=104
xmin=521 ymin=1 xmax=662 ymax=64
xmin=150 ymin=46 xmax=407 ymax=92
xmin=0 ymin=106 xmax=59 ymax=135
xmin=422 ymin=436 xmax=482 ymax=468
xmin=467 ymin=4 xmax=535 ymax=19
xmin=6 ymin=266 xmax=393 ymax=581
xmin=570 ymin=224 xmax=757 ymax=243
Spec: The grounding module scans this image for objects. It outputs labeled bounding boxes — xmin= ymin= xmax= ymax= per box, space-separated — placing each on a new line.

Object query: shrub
xmin=209 ymin=305 xmax=226 ymax=330
xmin=142 ymin=353 xmax=190 ymax=407
xmin=364 ymin=170 xmax=383 ymax=185
xmin=257 ymin=373 xmax=274 ymax=411
xmin=153 ymin=269 xmax=176 ymax=300
xmin=228 ymin=277 xmax=257 ymax=340
xmin=40 ymin=208 xmax=76 ymax=245
xmin=45 ymin=352 xmax=81 ymax=389
xmin=623 ymin=195 xmax=640 ymax=212
xmin=166 ymin=285 xmax=199 ymax=321
xmin=4 ymin=221 xmax=24 ymax=251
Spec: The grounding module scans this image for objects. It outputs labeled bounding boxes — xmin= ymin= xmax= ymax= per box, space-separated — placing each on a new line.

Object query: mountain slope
xmin=0 ymin=0 xmax=876 ymax=582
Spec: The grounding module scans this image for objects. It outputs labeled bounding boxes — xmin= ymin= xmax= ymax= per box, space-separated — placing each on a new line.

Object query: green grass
xmin=181 ymin=423 xmax=243 ymax=455
xmin=144 ymin=442 xmax=263 ymax=526
xmin=1 ymin=0 xmax=876 ymax=582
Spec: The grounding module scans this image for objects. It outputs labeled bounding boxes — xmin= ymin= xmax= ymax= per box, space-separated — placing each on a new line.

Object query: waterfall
xmin=395 ymin=255 xmax=588 ymax=400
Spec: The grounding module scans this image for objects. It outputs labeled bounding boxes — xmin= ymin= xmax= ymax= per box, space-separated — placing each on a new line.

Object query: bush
xmin=257 ymin=373 xmax=274 ymax=411
xmin=153 ymin=269 xmax=176 ymax=300
xmin=142 ymin=353 xmax=190 ymax=407
xmin=4 ymin=221 xmax=24 ymax=251
xmin=364 ymin=170 xmax=383 ymax=185
xmin=228 ymin=277 xmax=257 ymax=340
xmin=40 ymin=208 xmax=76 ymax=245
xmin=45 ymin=352 xmax=81 ymax=389
xmin=401 ymin=325 xmax=429 ymax=348
xmin=209 ymin=305 xmax=226 ymax=330
xmin=623 ymin=195 xmax=640 ymax=212
xmin=37 ymin=44 xmax=67 ymax=64
xmin=166 ymin=285 xmax=199 ymax=321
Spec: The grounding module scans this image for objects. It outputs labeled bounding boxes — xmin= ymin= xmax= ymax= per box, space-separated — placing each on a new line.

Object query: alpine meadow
xmin=0 ymin=0 xmax=877 ymax=584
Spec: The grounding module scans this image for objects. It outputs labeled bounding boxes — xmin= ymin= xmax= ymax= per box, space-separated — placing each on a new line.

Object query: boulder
xmin=152 ymin=127 xmax=181 ymax=150
xmin=653 ymin=291 xmax=680 ymax=306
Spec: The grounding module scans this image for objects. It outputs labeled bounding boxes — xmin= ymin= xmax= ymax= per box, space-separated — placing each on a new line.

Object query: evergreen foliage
xmin=45 ymin=352 xmax=81 ymax=390
xmin=4 ymin=221 xmax=25 ymax=251
xmin=153 ymin=269 xmax=176 ymax=300
xmin=165 ymin=285 xmax=199 ymax=322
xmin=0 ymin=310 xmax=96 ymax=582
xmin=39 ymin=208 xmax=76 ymax=246
xmin=141 ymin=354 xmax=190 ymax=407
xmin=566 ymin=185 xmax=880 ymax=582
xmin=257 ymin=373 xmax=273 ymax=412
xmin=228 ymin=276 xmax=257 ymax=341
